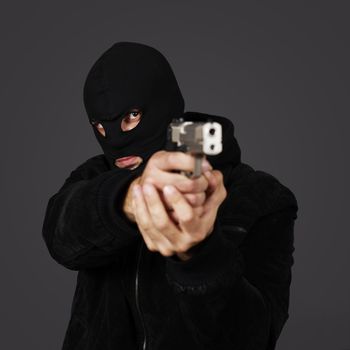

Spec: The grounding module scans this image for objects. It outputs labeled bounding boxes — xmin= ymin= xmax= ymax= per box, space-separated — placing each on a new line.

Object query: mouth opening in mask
xmin=114 ymin=155 xmax=143 ymax=170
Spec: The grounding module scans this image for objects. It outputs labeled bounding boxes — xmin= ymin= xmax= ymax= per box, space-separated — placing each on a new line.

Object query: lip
xmin=115 ymin=156 xmax=141 ymax=168
xmin=116 ymin=155 xmax=137 ymax=162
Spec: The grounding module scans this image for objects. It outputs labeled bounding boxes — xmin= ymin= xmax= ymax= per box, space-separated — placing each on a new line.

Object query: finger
xmin=144 ymin=169 xmax=209 ymax=194
xmin=142 ymin=183 xmax=179 ymax=235
xmin=132 ymin=185 xmax=159 ymax=251
xmin=195 ymin=206 xmax=205 ymax=217
xmin=184 ymin=192 xmax=206 ymax=207
xmin=142 ymin=184 xmax=185 ymax=257
xmin=152 ymin=150 xmax=212 ymax=173
xmin=168 ymin=210 xmax=180 ymax=225
xmin=204 ymin=170 xmax=218 ymax=196
xmin=202 ymin=171 xmax=227 ymax=214
xmin=133 ymin=185 xmax=183 ymax=257
xmin=161 ymin=188 xmax=206 ymax=209
xmin=141 ymin=166 xmax=189 ymax=189
xmin=159 ymin=190 xmax=175 ymax=211
xmin=175 ymin=173 xmax=209 ymax=193
xmin=170 ymin=206 xmax=204 ymax=223
xmin=163 ymin=185 xmax=199 ymax=233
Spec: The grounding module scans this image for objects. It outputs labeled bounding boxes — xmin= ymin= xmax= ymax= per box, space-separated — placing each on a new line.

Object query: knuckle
xmin=168 ymin=151 xmax=182 ymax=166
xmin=184 ymin=192 xmax=194 ymax=202
xmin=145 ymin=240 xmax=156 ymax=252
xmin=155 ymin=218 xmax=169 ymax=230
xmin=218 ymin=172 xmax=224 ymax=184
xmin=183 ymin=180 xmax=195 ymax=192
xmin=144 ymin=177 xmax=156 ymax=186
xmin=213 ymin=170 xmax=223 ymax=181
xmin=182 ymin=212 xmax=194 ymax=223
xmin=184 ymin=193 xmax=199 ymax=205
xmin=176 ymin=243 xmax=190 ymax=254
xmin=150 ymin=151 xmax=165 ymax=166
xmin=177 ymin=180 xmax=190 ymax=192
xmin=219 ymin=186 xmax=227 ymax=201
xmin=142 ymin=221 xmax=153 ymax=232
xmin=160 ymin=247 xmax=173 ymax=257
xmin=186 ymin=234 xmax=201 ymax=247
xmin=155 ymin=150 xmax=166 ymax=158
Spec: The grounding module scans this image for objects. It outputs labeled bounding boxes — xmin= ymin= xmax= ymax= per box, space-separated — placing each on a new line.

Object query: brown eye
xmin=92 ymin=122 xmax=106 ymax=137
xmin=121 ymin=109 xmax=142 ymax=131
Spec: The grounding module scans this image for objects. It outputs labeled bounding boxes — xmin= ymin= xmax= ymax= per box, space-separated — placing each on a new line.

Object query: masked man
xmin=42 ymin=41 xmax=298 ymax=350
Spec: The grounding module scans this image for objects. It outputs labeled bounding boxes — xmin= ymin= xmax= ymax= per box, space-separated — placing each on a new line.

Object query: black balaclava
xmin=83 ymin=41 xmax=185 ymax=170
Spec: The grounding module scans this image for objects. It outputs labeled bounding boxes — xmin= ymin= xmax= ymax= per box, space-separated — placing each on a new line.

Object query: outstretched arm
xmin=42 ymin=150 xmax=212 ymax=271
xmin=41 ymin=155 xmax=142 ymax=271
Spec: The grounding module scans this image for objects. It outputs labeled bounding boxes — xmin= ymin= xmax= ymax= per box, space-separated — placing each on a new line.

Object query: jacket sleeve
xmin=41 ymin=155 xmax=143 ymax=271
xmin=165 ymin=192 xmax=298 ymax=350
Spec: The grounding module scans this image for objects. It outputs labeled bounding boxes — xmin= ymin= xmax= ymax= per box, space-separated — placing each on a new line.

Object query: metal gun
xmin=165 ymin=117 xmax=222 ymax=178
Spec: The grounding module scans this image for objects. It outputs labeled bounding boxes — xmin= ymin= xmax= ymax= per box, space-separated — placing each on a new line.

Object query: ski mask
xmin=83 ymin=41 xmax=185 ymax=170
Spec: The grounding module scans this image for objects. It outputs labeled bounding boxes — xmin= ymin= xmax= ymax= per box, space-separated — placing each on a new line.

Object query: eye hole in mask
xmin=91 ymin=121 xmax=106 ymax=137
xmin=120 ymin=108 xmax=143 ymax=132
xmin=91 ymin=108 xmax=143 ymax=137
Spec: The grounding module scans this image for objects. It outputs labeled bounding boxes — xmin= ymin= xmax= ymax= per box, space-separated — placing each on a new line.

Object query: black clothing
xmin=42 ymin=113 xmax=298 ymax=349
xmin=83 ymin=42 xmax=185 ymax=169
xmin=43 ymin=41 xmax=298 ymax=349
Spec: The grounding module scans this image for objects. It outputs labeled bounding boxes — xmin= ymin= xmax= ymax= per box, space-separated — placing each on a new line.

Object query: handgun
xmin=165 ymin=117 xmax=222 ymax=178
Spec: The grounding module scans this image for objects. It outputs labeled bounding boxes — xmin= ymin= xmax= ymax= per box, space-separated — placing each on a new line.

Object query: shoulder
xmin=220 ymin=162 xmax=299 ymax=230
xmin=66 ymin=154 xmax=110 ymax=181
xmin=83 ymin=154 xmax=110 ymax=170
xmin=228 ymin=162 xmax=298 ymax=211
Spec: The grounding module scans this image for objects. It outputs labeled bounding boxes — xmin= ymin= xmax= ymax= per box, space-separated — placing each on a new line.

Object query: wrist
xmin=123 ymin=176 xmax=141 ymax=222
xmin=175 ymin=226 xmax=214 ymax=261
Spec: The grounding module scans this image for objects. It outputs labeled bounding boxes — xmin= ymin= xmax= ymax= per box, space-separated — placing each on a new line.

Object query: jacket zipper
xmin=135 ymin=241 xmax=147 ymax=350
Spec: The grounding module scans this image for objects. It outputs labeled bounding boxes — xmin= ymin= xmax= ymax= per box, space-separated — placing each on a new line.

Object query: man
xmin=42 ymin=41 xmax=298 ymax=349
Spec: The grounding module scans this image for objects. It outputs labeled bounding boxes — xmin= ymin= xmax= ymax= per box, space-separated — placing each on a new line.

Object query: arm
xmin=165 ymin=200 xmax=298 ymax=349
xmin=41 ymin=155 xmax=143 ymax=271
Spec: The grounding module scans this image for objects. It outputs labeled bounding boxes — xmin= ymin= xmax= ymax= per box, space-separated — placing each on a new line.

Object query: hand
xmin=123 ymin=151 xmax=212 ymax=223
xmin=132 ymin=169 xmax=227 ymax=261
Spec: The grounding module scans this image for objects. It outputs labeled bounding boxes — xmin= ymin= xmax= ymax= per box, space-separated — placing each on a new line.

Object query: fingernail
xmin=143 ymin=184 xmax=153 ymax=195
xmin=163 ymin=185 xmax=176 ymax=195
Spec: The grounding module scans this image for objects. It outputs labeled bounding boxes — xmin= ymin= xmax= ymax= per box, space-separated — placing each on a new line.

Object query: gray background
xmin=1 ymin=1 xmax=349 ymax=349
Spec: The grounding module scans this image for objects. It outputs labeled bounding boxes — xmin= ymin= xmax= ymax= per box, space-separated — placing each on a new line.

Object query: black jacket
xmin=42 ymin=150 xmax=298 ymax=350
